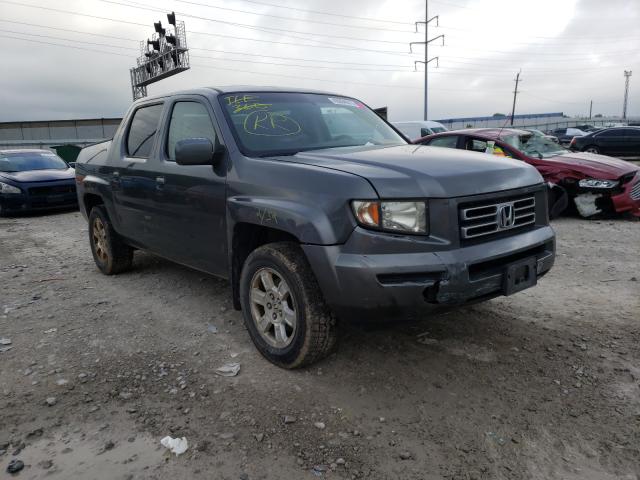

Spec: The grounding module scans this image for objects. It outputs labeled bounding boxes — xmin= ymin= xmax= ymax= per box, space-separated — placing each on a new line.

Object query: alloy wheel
xmin=249 ymin=267 xmax=297 ymax=348
xmin=92 ymin=217 xmax=109 ymax=263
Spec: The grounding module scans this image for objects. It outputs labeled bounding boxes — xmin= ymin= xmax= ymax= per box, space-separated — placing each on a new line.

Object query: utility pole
xmin=410 ymin=0 xmax=444 ymax=121
xmin=623 ymin=70 xmax=632 ymax=120
xmin=510 ymin=70 xmax=521 ymax=126
xmin=589 ymin=100 xmax=593 ymax=120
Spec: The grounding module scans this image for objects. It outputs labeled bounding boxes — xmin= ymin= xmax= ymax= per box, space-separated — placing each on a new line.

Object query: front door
xmin=151 ymin=97 xmax=228 ymax=276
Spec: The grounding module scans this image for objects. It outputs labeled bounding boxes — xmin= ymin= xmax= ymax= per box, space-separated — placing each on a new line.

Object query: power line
xmin=174 ymin=0 xmax=413 ymax=33
xmin=0 ymin=33 xmax=425 ymax=90
xmin=0 ymin=20 xmax=413 ymax=68
xmin=182 ymin=0 xmax=412 ymax=26
xmin=0 ymin=1 xmax=415 ymax=56
xmin=3 ymin=30 xmax=414 ymax=72
xmin=100 ymin=0 xmax=415 ymax=45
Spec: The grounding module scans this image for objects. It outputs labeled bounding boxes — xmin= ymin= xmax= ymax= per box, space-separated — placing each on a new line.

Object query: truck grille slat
xmin=460 ymin=195 xmax=536 ymax=240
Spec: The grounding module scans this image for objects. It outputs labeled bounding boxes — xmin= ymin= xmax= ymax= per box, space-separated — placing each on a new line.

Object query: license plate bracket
xmin=503 ymin=257 xmax=537 ymax=296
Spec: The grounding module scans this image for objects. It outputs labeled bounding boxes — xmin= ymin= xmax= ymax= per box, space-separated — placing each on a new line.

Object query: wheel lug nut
xmin=272 ymin=313 xmax=277 ymax=320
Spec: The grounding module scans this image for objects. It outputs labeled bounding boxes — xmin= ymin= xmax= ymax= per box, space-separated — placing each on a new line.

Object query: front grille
xmin=28 ymin=184 xmax=76 ymax=196
xmin=630 ymin=180 xmax=640 ymax=200
xmin=460 ymin=195 xmax=536 ymax=240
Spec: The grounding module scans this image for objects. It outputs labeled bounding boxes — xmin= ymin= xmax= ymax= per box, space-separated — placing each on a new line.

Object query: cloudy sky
xmin=0 ymin=0 xmax=638 ymax=122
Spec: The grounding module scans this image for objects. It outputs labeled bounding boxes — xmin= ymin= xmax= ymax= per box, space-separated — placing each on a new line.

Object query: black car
xmin=0 ymin=149 xmax=77 ymax=216
xmin=571 ymin=127 xmax=640 ymax=156
xmin=549 ymin=127 xmax=589 ymax=146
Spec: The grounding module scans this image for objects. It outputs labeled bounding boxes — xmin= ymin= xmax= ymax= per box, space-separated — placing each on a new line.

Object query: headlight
xmin=351 ymin=200 xmax=427 ymax=234
xmin=578 ymin=179 xmax=619 ymax=189
xmin=0 ymin=181 xmax=22 ymax=194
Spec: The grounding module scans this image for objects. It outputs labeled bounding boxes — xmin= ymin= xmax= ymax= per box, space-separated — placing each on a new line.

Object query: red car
xmin=417 ymin=128 xmax=640 ymax=218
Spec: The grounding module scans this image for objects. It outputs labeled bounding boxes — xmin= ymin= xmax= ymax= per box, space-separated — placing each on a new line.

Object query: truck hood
xmin=0 ymin=168 xmax=75 ymax=183
xmin=546 ymin=152 xmax=639 ymax=179
xmin=274 ymin=144 xmax=542 ymax=198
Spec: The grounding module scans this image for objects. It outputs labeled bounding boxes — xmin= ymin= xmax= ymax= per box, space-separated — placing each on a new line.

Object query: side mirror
xmin=175 ymin=138 xmax=225 ymax=166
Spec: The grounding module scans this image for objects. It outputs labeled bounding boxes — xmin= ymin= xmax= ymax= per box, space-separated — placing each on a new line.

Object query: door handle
xmin=156 ymin=176 xmax=165 ymax=185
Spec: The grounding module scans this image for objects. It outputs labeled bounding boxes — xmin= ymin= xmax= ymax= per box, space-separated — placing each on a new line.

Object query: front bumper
xmin=0 ymin=181 xmax=78 ymax=214
xmin=611 ymin=175 xmax=640 ymax=216
xmin=303 ymin=225 xmax=555 ymax=317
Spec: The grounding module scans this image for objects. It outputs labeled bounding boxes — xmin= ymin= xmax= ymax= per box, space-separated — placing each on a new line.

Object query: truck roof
xmin=135 ymin=86 xmax=339 ymax=104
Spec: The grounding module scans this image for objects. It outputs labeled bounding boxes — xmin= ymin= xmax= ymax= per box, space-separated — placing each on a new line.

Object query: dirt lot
xmin=1 ymin=211 xmax=639 ymax=480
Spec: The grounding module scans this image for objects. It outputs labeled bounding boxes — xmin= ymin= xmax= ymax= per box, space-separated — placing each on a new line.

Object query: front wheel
xmin=88 ymin=206 xmax=133 ymax=275
xmin=584 ymin=145 xmax=600 ymax=154
xmin=239 ymin=242 xmax=336 ymax=369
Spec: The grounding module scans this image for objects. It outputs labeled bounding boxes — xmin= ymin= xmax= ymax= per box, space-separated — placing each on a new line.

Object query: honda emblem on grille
xmin=497 ymin=202 xmax=516 ymax=229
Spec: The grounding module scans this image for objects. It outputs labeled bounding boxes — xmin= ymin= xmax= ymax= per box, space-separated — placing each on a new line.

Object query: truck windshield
xmin=0 ymin=152 xmax=68 ymax=172
xmin=220 ymin=92 xmax=406 ymax=156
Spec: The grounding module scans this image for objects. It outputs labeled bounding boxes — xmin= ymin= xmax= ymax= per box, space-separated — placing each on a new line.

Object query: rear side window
xmin=427 ymin=136 xmax=458 ymax=148
xmin=626 ymin=129 xmax=640 ymax=137
xmin=466 ymin=138 xmax=488 ymax=152
xmin=126 ymin=104 xmax=163 ymax=158
xmin=166 ymin=102 xmax=217 ymax=161
xmin=598 ymin=129 xmax=625 ymax=137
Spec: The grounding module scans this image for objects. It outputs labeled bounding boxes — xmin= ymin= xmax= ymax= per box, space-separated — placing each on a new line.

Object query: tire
xmin=88 ymin=205 xmax=133 ymax=275
xmin=584 ymin=145 xmax=600 ymax=154
xmin=239 ymin=242 xmax=336 ymax=369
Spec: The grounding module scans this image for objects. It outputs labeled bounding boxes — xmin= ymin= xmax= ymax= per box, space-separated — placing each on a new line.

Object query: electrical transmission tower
xmin=410 ymin=0 xmax=444 ymax=121
xmin=623 ymin=70 xmax=632 ymax=120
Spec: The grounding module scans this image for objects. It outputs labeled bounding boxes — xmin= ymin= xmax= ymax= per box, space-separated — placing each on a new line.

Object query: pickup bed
xmin=75 ymin=86 xmax=555 ymax=368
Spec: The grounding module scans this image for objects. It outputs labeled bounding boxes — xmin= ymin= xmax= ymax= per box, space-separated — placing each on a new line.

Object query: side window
xmin=167 ymin=102 xmax=217 ymax=161
xmin=625 ymin=129 xmax=640 ymax=137
xmin=465 ymin=138 xmax=488 ymax=152
xmin=126 ymin=104 xmax=163 ymax=158
xmin=601 ymin=129 xmax=625 ymax=137
xmin=420 ymin=127 xmax=433 ymax=137
xmin=427 ymin=136 xmax=459 ymax=148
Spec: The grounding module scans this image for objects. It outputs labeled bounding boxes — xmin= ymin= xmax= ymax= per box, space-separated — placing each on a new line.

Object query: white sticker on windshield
xmin=328 ymin=97 xmax=359 ymax=107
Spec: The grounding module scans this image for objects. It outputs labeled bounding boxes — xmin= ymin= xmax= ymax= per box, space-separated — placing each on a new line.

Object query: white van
xmin=392 ymin=120 xmax=449 ymax=141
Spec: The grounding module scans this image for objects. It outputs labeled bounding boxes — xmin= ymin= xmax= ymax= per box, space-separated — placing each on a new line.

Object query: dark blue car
xmin=0 ymin=149 xmax=78 ymax=216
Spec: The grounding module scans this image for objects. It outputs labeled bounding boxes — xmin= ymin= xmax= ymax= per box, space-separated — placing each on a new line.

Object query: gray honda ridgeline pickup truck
xmin=75 ymin=87 xmax=555 ymax=368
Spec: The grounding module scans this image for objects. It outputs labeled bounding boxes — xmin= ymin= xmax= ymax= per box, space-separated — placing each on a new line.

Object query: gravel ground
xmin=0 ymin=210 xmax=639 ymax=480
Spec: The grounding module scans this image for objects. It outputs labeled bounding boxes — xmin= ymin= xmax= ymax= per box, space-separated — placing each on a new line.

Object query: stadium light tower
xmin=129 ymin=12 xmax=190 ymax=101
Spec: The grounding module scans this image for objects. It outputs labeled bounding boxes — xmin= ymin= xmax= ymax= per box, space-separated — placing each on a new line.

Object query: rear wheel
xmin=88 ymin=206 xmax=133 ymax=275
xmin=239 ymin=242 xmax=336 ymax=369
xmin=584 ymin=145 xmax=600 ymax=154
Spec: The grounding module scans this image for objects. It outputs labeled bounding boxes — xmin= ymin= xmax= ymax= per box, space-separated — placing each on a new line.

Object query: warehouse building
xmin=0 ymin=118 xmax=121 ymax=162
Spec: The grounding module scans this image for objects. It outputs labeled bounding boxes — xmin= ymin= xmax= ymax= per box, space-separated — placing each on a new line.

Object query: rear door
xmin=623 ymin=128 xmax=640 ymax=156
xmin=151 ymin=95 xmax=228 ymax=276
xmin=594 ymin=128 xmax=626 ymax=155
xmin=114 ymin=102 xmax=164 ymax=247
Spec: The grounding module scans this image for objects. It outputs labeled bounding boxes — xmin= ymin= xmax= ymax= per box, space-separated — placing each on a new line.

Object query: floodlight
xmin=166 ymin=34 xmax=177 ymax=46
xmin=154 ymin=21 xmax=165 ymax=36
xmin=167 ymin=12 xmax=176 ymax=26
